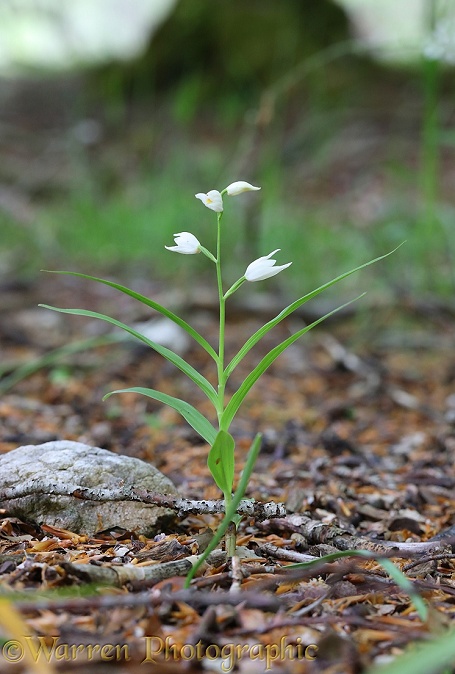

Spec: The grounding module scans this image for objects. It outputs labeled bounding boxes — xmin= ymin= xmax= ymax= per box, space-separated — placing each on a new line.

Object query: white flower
xmin=165 ymin=232 xmax=201 ymax=255
xmin=195 ymin=190 xmax=223 ymax=212
xmin=245 ymin=249 xmax=292 ymax=282
xmin=423 ymin=19 xmax=455 ymax=65
xmin=225 ymin=181 xmax=261 ymax=196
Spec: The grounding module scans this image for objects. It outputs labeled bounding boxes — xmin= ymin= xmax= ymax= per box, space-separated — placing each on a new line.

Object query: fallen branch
xmin=14 ymin=583 xmax=284 ymax=615
xmin=0 ymin=482 xmax=286 ymax=520
xmin=59 ymin=550 xmax=227 ymax=587
xmin=259 ymin=514 xmax=450 ymax=555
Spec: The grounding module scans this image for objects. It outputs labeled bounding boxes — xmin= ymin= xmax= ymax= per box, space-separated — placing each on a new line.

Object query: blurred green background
xmin=1 ymin=0 xmax=455 ymax=299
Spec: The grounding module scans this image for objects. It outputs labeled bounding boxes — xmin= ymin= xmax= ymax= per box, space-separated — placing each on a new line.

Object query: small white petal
xmin=225 ymin=181 xmax=261 ymax=196
xmin=259 ymin=249 xmax=280 ymax=261
xmin=195 ymin=190 xmax=223 ymax=212
xmin=245 ymin=249 xmax=292 ymax=282
xmin=165 ymin=231 xmax=201 ymax=255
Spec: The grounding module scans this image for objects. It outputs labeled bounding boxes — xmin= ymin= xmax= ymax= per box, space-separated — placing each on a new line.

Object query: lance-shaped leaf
xmin=221 ymin=296 xmax=363 ymax=431
xmin=224 ymin=246 xmax=402 ymax=380
xmin=207 ymin=430 xmax=235 ymax=496
xmin=42 ymin=271 xmax=218 ymax=362
xmin=104 ymin=387 xmax=217 ymax=445
xmin=39 ymin=305 xmax=218 ymax=408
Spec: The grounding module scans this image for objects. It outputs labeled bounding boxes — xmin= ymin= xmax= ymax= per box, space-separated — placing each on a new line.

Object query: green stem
xmin=223 ymin=478 xmax=235 ymax=559
xmin=185 ymin=433 xmax=262 ymax=587
xmin=199 ymin=245 xmax=217 ymax=264
xmin=213 ymin=208 xmax=238 ymax=559
xmin=420 ymin=55 xmax=439 ymax=238
xmin=225 ymin=521 xmax=237 ymax=559
xmin=224 ymin=276 xmax=246 ymax=300
xmin=215 ymin=211 xmax=237 ymax=556
xmin=419 ymin=0 xmax=440 ymax=290
xmin=216 ymin=212 xmax=226 ymax=425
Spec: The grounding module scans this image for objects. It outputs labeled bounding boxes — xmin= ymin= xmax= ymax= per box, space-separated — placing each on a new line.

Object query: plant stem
xmin=185 ymin=433 xmax=262 ymax=588
xmin=420 ymin=56 xmax=439 ymax=242
xmin=214 ymin=210 xmax=237 ymax=558
xmin=216 ymin=212 xmax=226 ymax=425
xmin=419 ymin=0 xmax=440 ymax=290
xmin=225 ymin=521 xmax=237 ymax=559
xmin=223 ymin=490 xmax=236 ymax=559
xmin=224 ymin=276 xmax=246 ymax=300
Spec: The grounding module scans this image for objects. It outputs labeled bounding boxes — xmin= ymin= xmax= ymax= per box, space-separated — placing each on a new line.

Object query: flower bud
xmin=245 ymin=249 xmax=292 ymax=282
xmin=225 ymin=181 xmax=261 ymax=196
xmin=165 ymin=232 xmax=201 ymax=255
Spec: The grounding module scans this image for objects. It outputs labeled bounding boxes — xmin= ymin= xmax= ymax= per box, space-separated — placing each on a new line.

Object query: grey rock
xmin=0 ymin=441 xmax=178 ymax=536
xmin=128 ymin=318 xmax=190 ymax=355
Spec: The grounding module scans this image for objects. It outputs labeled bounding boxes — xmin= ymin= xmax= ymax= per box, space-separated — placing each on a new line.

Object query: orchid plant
xmin=40 ymin=180 xmax=397 ymax=578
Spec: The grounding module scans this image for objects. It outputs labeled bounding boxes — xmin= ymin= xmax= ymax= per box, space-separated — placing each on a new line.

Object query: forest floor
xmin=0 ymin=274 xmax=455 ymax=674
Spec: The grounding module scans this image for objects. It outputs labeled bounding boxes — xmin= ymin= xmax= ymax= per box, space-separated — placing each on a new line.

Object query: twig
xmin=229 ymin=555 xmax=243 ymax=593
xmin=14 ymin=585 xmax=284 ymax=615
xmin=292 ymin=589 xmax=332 ymax=617
xmin=257 ymin=543 xmax=318 ymax=564
xmin=403 ymin=553 xmax=455 ymax=572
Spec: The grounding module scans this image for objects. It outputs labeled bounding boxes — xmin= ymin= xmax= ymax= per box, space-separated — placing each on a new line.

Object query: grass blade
xmin=0 ymin=335 xmax=122 ymax=395
xmin=288 ymin=549 xmax=427 ymax=622
xmin=286 ymin=548 xmax=375 ymax=570
xmin=364 ymin=628 xmax=455 ymax=674
xmin=374 ymin=557 xmax=427 ymax=621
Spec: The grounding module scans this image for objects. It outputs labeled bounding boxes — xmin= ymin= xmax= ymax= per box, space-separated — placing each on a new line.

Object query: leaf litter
xmin=0 ymin=275 xmax=455 ymax=673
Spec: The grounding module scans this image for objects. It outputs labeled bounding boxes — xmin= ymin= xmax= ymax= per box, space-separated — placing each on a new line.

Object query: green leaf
xmin=224 ymin=246 xmax=403 ymax=379
xmin=288 ymin=548 xmax=428 ymax=634
xmin=207 ymin=430 xmax=235 ymax=496
xmin=364 ymin=628 xmax=455 ymax=674
xmin=287 ymin=548 xmax=375 ymax=571
xmin=184 ymin=432 xmax=262 ymax=587
xmin=221 ymin=295 xmax=363 ymax=431
xmin=39 ymin=304 xmax=218 ymax=408
xmin=374 ymin=557 xmax=427 ymax=622
xmin=42 ymin=270 xmax=218 ymax=362
xmin=104 ymin=387 xmax=217 ymax=445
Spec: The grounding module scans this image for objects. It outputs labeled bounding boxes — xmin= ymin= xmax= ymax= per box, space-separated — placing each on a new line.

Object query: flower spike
xmin=195 ymin=190 xmax=223 ymax=213
xmin=245 ymin=249 xmax=292 ymax=282
xmin=224 ymin=181 xmax=261 ymax=196
xmin=165 ymin=232 xmax=201 ymax=255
